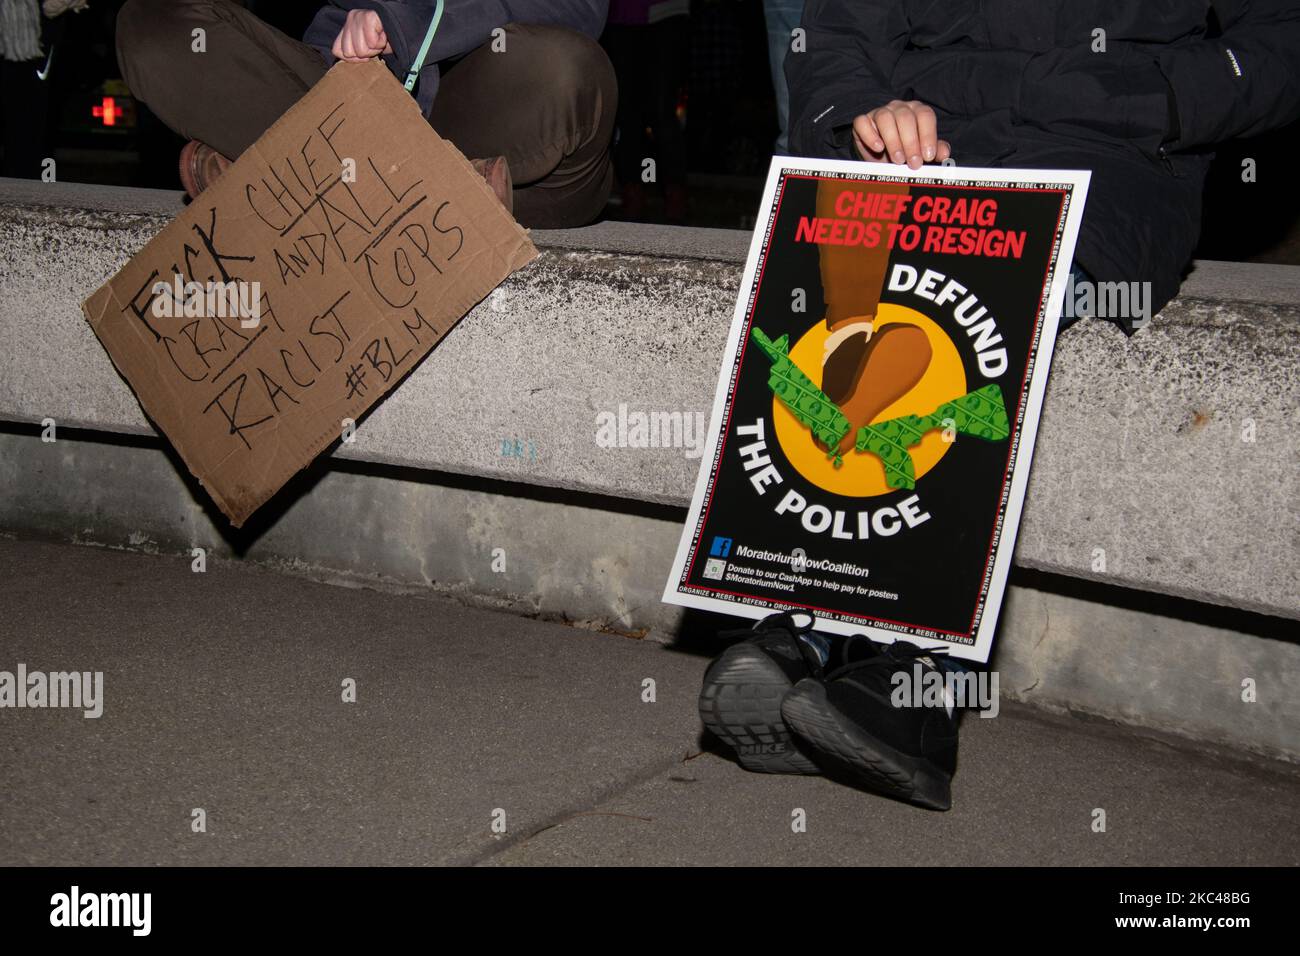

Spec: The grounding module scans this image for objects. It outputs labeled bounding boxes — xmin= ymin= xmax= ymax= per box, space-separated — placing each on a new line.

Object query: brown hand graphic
xmin=816 ymin=324 xmax=933 ymax=458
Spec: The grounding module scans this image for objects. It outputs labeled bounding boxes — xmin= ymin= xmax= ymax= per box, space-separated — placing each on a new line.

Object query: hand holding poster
xmin=664 ymin=159 xmax=1090 ymax=663
xmin=82 ymin=59 xmax=537 ymax=528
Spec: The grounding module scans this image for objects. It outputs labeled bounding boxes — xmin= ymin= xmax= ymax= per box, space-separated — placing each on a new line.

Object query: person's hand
xmin=332 ymin=10 xmax=393 ymax=62
xmin=852 ymin=100 xmax=951 ymax=168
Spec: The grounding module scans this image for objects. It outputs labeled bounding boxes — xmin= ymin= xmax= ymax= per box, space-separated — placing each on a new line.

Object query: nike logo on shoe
xmin=738 ymin=743 xmax=788 ymax=756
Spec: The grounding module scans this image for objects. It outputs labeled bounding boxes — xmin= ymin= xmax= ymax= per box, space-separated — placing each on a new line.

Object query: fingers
xmin=852 ymin=115 xmax=886 ymax=162
xmin=341 ymin=27 xmax=363 ymax=61
xmin=335 ymin=11 xmax=385 ymax=61
xmin=346 ymin=30 xmax=380 ymax=60
xmin=854 ymin=102 xmax=948 ymax=168
xmin=914 ymin=103 xmax=939 ymax=163
xmin=871 ymin=107 xmax=904 ymax=165
xmin=853 ymin=114 xmax=884 ymax=154
xmin=889 ymin=104 xmax=923 ymax=168
xmin=362 ymin=11 xmax=386 ymax=52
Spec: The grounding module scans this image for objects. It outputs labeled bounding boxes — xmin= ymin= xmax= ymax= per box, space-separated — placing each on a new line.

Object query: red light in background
xmin=92 ymin=96 xmax=121 ymax=127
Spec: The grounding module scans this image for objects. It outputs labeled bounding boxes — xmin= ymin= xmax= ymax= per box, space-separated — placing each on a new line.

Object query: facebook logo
xmin=710 ymin=536 xmax=733 ymax=558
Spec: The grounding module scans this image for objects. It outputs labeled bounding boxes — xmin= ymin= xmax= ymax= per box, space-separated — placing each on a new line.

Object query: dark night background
xmin=0 ymin=0 xmax=1296 ymax=261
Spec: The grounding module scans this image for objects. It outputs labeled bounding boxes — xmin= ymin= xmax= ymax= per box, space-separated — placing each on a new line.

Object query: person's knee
xmin=117 ymin=0 xmax=202 ymax=50
xmin=511 ymin=25 xmax=617 ymax=130
xmin=116 ymin=0 xmax=215 ymax=88
xmin=554 ymin=30 xmax=617 ymax=110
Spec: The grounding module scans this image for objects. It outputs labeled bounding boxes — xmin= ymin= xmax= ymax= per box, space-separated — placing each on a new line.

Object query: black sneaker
xmin=781 ymin=638 xmax=958 ymax=810
xmin=698 ymin=612 xmax=826 ymax=774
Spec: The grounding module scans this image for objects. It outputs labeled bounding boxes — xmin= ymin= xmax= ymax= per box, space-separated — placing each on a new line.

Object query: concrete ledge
xmin=3 ymin=430 xmax=1297 ymax=763
xmin=1 ymin=178 xmax=1297 ymax=623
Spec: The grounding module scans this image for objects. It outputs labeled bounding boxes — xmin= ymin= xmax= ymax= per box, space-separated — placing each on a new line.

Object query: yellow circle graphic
xmin=771 ymin=303 xmax=967 ymax=498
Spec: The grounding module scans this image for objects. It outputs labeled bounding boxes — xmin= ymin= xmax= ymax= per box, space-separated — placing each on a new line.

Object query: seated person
xmin=786 ymin=0 xmax=1300 ymax=332
xmin=695 ymin=0 xmax=1300 ymax=812
xmin=116 ymin=0 xmax=617 ymax=228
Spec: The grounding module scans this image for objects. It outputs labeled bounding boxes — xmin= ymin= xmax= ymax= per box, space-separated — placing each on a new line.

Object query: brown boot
xmin=470 ymin=156 xmax=513 ymax=214
xmin=178 ymin=140 xmax=232 ymax=200
xmin=817 ymin=324 xmax=933 ymax=458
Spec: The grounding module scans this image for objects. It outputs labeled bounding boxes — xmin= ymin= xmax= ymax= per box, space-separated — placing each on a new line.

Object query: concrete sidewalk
xmin=1 ymin=537 xmax=1296 ymax=866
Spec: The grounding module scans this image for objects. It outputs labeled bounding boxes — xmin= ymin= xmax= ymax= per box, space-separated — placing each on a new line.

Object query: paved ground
xmin=1 ymin=537 xmax=1297 ymax=866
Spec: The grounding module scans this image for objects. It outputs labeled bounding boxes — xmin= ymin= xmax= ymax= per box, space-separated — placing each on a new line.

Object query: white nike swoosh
xmin=36 ymin=48 xmax=54 ymax=81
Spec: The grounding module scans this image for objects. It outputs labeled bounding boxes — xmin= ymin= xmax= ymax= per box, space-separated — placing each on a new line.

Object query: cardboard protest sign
xmin=83 ymin=59 xmax=536 ymax=527
xmin=664 ymin=159 xmax=1090 ymax=662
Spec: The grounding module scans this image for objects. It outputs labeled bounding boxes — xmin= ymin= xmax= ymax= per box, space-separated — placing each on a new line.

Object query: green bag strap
xmin=403 ymin=0 xmax=446 ymax=92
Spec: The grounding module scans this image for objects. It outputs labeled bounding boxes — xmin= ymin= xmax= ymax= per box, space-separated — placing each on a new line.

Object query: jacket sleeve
xmin=306 ymin=0 xmax=607 ymax=115
xmin=1157 ymin=0 xmax=1300 ymax=149
xmin=1012 ymin=0 xmax=1300 ymax=153
xmin=891 ymin=0 xmax=1300 ymax=156
xmin=319 ymin=0 xmax=607 ymax=74
xmin=786 ymin=0 xmax=912 ymax=159
xmin=891 ymin=45 xmax=1174 ymax=158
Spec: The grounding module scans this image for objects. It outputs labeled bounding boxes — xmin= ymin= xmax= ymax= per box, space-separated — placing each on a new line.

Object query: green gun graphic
xmin=855 ymin=383 xmax=1011 ymax=490
xmin=751 ymin=326 xmax=851 ymax=466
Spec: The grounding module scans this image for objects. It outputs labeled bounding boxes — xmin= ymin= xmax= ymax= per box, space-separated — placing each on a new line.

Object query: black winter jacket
xmin=787 ymin=0 xmax=1300 ymax=324
xmin=303 ymin=1 xmax=607 ymax=118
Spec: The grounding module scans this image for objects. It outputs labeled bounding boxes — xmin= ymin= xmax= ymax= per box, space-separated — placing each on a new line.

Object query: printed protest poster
xmin=83 ymin=59 xmax=536 ymax=528
xmin=664 ymin=159 xmax=1090 ymax=662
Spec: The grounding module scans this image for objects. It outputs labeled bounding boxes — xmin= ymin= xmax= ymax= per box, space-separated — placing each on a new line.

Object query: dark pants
xmin=115 ymin=0 xmax=617 ymax=228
